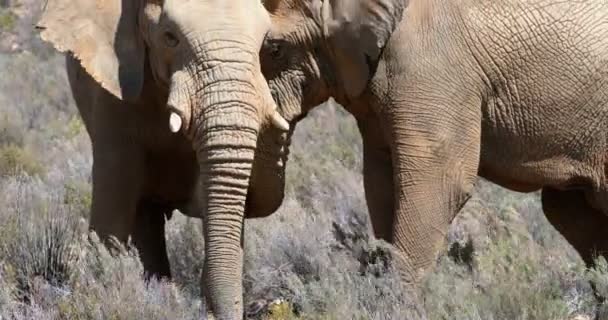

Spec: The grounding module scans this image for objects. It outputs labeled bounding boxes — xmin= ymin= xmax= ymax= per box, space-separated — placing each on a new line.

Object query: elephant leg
xmin=358 ymin=114 xmax=395 ymax=241
xmin=89 ymin=141 xmax=144 ymax=246
xmin=385 ymin=93 xmax=482 ymax=285
xmin=132 ymin=199 xmax=172 ymax=279
xmin=390 ymin=152 xmax=479 ymax=284
xmin=541 ymin=187 xmax=608 ymax=266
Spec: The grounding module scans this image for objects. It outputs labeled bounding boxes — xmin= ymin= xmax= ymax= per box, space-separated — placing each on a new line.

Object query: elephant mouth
xmin=263 ymin=126 xmax=292 ymax=169
xmin=278 ymin=136 xmax=290 ymax=165
xmin=244 ymin=190 xmax=282 ymax=218
xmin=244 ymin=197 xmax=256 ymax=217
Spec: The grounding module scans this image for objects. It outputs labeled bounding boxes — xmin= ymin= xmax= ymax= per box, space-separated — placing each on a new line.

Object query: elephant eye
xmin=269 ymin=41 xmax=284 ymax=60
xmin=163 ymin=31 xmax=179 ymax=48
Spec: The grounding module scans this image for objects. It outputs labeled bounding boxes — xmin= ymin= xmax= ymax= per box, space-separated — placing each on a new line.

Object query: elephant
xmin=250 ymin=0 xmax=608 ymax=296
xmin=36 ymin=0 xmax=290 ymax=318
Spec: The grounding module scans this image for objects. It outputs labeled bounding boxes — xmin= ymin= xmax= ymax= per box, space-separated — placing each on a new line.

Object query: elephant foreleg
xmin=385 ymin=94 xmax=481 ymax=284
xmin=541 ymin=187 xmax=608 ymax=266
xmin=89 ymin=142 xmax=144 ymax=246
xmin=358 ymin=114 xmax=395 ymax=241
xmin=132 ymin=199 xmax=172 ymax=279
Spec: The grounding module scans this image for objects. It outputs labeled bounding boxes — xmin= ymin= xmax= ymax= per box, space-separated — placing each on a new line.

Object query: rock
xmin=245 ymin=299 xmax=267 ymax=318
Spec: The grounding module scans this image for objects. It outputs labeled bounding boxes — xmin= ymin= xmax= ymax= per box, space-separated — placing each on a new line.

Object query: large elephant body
xmin=256 ymin=0 xmax=608 ymax=293
xmin=37 ymin=0 xmax=290 ymax=318
xmin=66 ymin=53 xmax=199 ymax=277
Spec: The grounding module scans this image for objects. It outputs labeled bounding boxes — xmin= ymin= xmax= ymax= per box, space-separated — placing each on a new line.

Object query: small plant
xmin=64 ymin=116 xmax=85 ymax=140
xmin=0 ymin=114 xmax=25 ymax=146
xmin=264 ymin=299 xmax=298 ymax=320
xmin=0 ymin=266 xmax=17 ymax=314
xmin=62 ymin=181 xmax=92 ymax=218
xmin=0 ymin=144 xmax=45 ymax=177
xmin=586 ymin=257 xmax=608 ymax=318
xmin=0 ymin=185 xmax=78 ymax=303
xmin=0 ymin=8 xmax=15 ymax=31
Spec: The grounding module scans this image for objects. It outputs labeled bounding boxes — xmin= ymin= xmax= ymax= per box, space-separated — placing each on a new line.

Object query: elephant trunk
xmin=173 ymin=39 xmax=269 ymax=319
xmin=197 ymin=106 xmax=257 ymax=319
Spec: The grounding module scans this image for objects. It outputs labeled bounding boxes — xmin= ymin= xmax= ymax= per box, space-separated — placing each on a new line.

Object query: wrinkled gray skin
xmin=255 ymin=0 xmax=608 ymax=297
xmin=37 ymin=0 xmax=282 ymax=318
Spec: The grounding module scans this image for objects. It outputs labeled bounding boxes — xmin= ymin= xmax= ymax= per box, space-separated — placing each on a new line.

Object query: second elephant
xmin=252 ymin=0 xmax=608 ymax=290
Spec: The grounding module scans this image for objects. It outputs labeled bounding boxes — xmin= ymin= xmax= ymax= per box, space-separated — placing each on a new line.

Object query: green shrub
xmin=0 ymin=144 xmax=45 ymax=177
xmin=0 ymin=8 xmax=15 ymax=31
xmin=0 ymin=177 xmax=200 ymax=320
xmin=3 ymin=212 xmax=78 ymax=300
xmin=55 ymin=234 xmax=201 ymax=320
xmin=424 ymin=191 xmax=595 ymax=320
xmin=0 ymin=114 xmax=24 ymax=146
xmin=263 ymin=300 xmax=299 ymax=320
xmin=586 ymin=257 xmax=608 ymax=319
xmin=62 ymin=181 xmax=92 ymax=218
xmin=166 ymin=214 xmax=205 ymax=297
xmin=0 ymin=266 xmax=17 ymax=314
xmin=64 ymin=116 xmax=85 ymax=140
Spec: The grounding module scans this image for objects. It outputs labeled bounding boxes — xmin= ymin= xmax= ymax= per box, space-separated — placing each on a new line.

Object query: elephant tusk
xmin=270 ymin=111 xmax=290 ymax=131
xmin=169 ymin=112 xmax=183 ymax=133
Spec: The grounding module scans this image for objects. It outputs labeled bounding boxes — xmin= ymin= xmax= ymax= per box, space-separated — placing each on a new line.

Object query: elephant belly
xmin=465 ymin=0 xmax=608 ymax=192
xmin=479 ymin=145 xmax=601 ymax=194
xmin=478 ymin=102 xmax=607 ymax=194
xmin=478 ymin=167 xmax=542 ymax=193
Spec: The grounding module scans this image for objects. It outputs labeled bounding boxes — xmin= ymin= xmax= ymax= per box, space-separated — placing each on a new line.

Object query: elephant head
xmin=246 ymin=0 xmax=405 ymax=212
xmin=37 ymin=0 xmax=289 ymax=318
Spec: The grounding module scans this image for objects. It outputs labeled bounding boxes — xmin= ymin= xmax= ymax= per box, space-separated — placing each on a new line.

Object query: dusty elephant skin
xmin=36 ymin=0 xmax=288 ymax=318
xmin=255 ymin=0 xmax=608 ymax=310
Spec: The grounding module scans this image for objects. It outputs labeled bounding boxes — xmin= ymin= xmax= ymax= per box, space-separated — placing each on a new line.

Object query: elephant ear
xmin=319 ymin=0 xmax=405 ymax=99
xmin=37 ymin=0 xmax=145 ymax=101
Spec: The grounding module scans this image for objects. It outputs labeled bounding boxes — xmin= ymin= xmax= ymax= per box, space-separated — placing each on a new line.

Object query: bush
xmin=165 ymin=214 xmax=205 ymax=298
xmin=0 ymin=177 xmax=201 ymax=320
xmin=424 ymin=184 xmax=596 ymax=320
xmin=586 ymin=257 xmax=608 ymax=319
xmin=0 ymin=8 xmax=15 ymax=31
xmin=0 ymin=144 xmax=44 ymax=177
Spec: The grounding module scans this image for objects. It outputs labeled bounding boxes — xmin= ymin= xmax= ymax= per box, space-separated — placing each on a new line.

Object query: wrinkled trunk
xmin=185 ymin=39 xmax=263 ymax=320
xmin=197 ymin=105 xmax=257 ymax=319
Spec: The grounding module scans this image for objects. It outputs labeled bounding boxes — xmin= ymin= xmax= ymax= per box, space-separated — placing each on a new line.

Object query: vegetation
xmin=0 ymin=9 xmax=16 ymax=31
xmin=0 ymin=3 xmax=605 ymax=319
